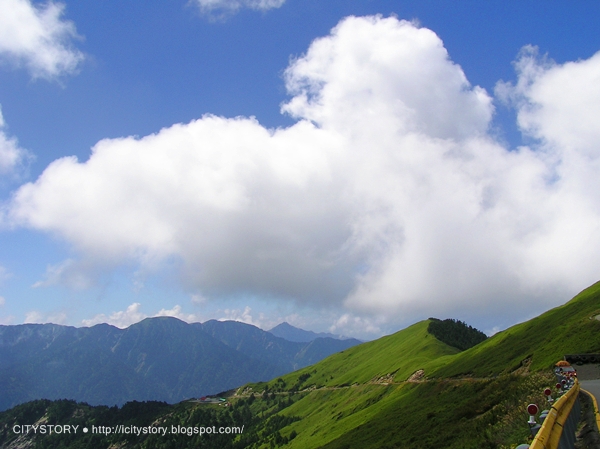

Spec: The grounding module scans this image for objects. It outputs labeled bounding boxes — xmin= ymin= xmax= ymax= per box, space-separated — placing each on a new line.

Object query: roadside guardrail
xmin=516 ymin=363 xmax=580 ymax=449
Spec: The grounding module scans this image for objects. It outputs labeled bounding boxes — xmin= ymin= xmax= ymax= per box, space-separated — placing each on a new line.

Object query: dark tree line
xmin=428 ymin=318 xmax=487 ymax=351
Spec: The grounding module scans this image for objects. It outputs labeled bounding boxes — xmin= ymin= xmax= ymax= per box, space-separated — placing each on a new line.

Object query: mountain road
xmin=581 ymin=379 xmax=600 ymax=402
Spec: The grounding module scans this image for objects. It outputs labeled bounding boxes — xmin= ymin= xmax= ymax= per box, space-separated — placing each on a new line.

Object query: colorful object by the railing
xmin=528 ymin=378 xmax=580 ymax=449
xmin=544 ymin=388 xmax=554 ymax=405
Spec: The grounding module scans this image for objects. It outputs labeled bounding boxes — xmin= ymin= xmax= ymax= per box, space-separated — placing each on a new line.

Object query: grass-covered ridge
xmin=432 ymin=280 xmax=600 ymax=378
xmin=249 ymin=320 xmax=460 ymax=393
xmin=280 ymin=372 xmax=554 ymax=449
xmin=235 ymin=282 xmax=600 ymax=448
xmin=3 ymin=281 xmax=600 ymax=448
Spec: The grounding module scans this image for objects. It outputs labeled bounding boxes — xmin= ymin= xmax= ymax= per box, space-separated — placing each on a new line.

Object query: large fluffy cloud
xmin=6 ymin=16 xmax=600 ymax=327
xmin=283 ymin=17 xmax=492 ymax=139
xmin=0 ymin=0 xmax=83 ymax=78
xmin=10 ymin=116 xmax=350 ymax=302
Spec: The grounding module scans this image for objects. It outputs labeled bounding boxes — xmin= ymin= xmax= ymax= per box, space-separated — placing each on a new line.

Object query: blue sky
xmin=1 ymin=0 xmax=600 ymax=339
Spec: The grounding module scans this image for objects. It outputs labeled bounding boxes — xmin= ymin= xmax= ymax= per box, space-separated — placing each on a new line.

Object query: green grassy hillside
xmin=234 ymin=320 xmax=486 ymax=448
xmin=433 ymin=281 xmax=600 ymax=378
xmin=237 ymin=282 xmax=600 ymax=449
xmin=275 ymin=373 xmax=553 ymax=449
xmin=3 ymin=282 xmax=600 ymax=449
xmin=252 ymin=320 xmax=459 ymax=394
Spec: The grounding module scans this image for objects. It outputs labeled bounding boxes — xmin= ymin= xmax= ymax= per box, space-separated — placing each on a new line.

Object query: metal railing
xmin=526 ymin=378 xmax=580 ymax=449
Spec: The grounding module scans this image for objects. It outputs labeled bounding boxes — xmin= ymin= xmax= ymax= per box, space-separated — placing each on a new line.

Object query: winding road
xmin=580 ymin=379 xmax=600 ymax=402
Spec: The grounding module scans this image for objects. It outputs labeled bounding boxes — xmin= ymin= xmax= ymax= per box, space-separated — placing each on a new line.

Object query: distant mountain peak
xmin=0 ymin=317 xmax=359 ymax=412
xmin=267 ymin=322 xmax=345 ymax=343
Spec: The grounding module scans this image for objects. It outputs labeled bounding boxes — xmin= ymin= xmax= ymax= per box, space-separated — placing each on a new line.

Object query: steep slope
xmin=241 ymin=283 xmax=600 ymax=449
xmin=283 ymin=373 xmax=553 ymax=449
xmin=223 ymin=320 xmax=463 ymax=448
xmin=0 ymin=316 xmax=510 ymax=449
xmin=291 ymin=337 xmax=365 ymax=368
xmin=432 ymin=280 xmax=600 ymax=378
xmin=263 ymin=320 xmax=459 ymax=391
xmin=3 ymin=283 xmax=600 ymax=448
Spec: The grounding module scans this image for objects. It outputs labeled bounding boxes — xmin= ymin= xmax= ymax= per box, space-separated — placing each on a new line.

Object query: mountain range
xmin=2 ymin=281 xmax=600 ymax=448
xmin=0 ymin=318 xmax=360 ymax=412
xmin=267 ymin=322 xmax=352 ymax=343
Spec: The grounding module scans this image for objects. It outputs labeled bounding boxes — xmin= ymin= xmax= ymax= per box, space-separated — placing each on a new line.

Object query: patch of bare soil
xmin=407 ymin=369 xmax=425 ymax=382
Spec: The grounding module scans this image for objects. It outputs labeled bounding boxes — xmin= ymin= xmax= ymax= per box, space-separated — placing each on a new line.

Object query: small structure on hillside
xmin=196 ymin=396 xmax=227 ymax=404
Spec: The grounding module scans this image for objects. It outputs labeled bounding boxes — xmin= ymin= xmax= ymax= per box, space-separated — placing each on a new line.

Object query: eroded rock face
xmin=407 ymin=369 xmax=425 ymax=382
xmin=371 ymin=373 xmax=395 ymax=384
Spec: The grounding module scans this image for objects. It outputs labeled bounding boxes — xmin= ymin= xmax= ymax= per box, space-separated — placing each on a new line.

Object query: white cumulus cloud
xmin=7 ymin=16 xmax=600 ymax=330
xmin=0 ymin=106 xmax=31 ymax=176
xmin=155 ymin=304 xmax=200 ymax=323
xmin=24 ymin=309 xmax=67 ymax=324
xmin=82 ymin=302 xmax=147 ymax=328
xmin=82 ymin=303 xmax=201 ymax=328
xmin=0 ymin=0 xmax=83 ymax=78
xmin=9 ymin=115 xmax=350 ymax=303
xmin=329 ymin=313 xmax=382 ymax=337
xmin=283 ymin=16 xmax=492 ymax=139
xmin=220 ymin=306 xmax=266 ymax=327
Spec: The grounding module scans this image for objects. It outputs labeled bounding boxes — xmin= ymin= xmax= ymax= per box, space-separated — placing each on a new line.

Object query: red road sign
xmin=527 ymin=403 xmax=539 ymax=415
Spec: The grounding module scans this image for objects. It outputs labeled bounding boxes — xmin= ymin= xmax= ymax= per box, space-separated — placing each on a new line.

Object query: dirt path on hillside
xmin=229 ymin=375 xmax=497 ymax=398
